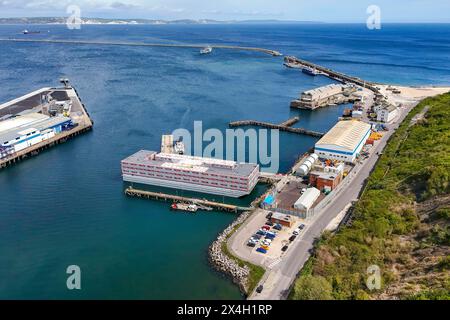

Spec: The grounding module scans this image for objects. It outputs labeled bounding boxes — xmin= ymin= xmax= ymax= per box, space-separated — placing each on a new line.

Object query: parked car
xmin=298 ymin=224 xmax=306 ymax=230
xmin=293 ymin=228 xmax=300 ymax=236
xmin=266 ymin=212 xmax=273 ymax=219
xmin=281 ymin=245 xmax=289 ymax=252
xmin=266 ymin=221 xmax=274 ymax=226
xmin=262 ymin=239 xmax=272 ymax=246
xmin=256 ymin=229 xmax=267 ymax=236
xmin=252 ymin=234 xmax=262 ymax=240
xmin=247 ymin=241 xmax=256 ymax=247
xmin=289 ymin=235 xmax=297 ymax=242
xmin=273 ymin=224 xmax=282 ymax=231
xmin=261 ymin=245 xmax=270 ymax=250
xmin=250 ymin=237 xmax=259 ymax=243
xmin=256 ymin=285 xmax=264 ymax=293
xmin=262 ymin=225 xmax=271 ymax=231
xmin=256 ymin=247 xmax=267 ymax=254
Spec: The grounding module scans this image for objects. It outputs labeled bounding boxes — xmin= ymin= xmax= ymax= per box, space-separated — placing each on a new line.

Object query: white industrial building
xmin=377 ymin=105 xmax=398 ymax=123
xmin=294 ymin=187 xmax=321 ymax=215
xmin=0 ymin=112 xmax=72 ymax=159
xmin=315 ymin=120 xmax=371 ymax=163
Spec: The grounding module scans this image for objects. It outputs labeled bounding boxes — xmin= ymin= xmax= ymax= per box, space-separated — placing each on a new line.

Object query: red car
xmin=262 ymin=225 xmax=271 ymax=231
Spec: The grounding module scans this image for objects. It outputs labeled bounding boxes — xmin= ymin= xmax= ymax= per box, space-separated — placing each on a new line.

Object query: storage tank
xmin=303 ymin=159 xmax=313 ymax=170
xmin=309 ymin=153 xmax=319 ymax=162
xmin=297 ymin=164 xmax=310 ymax=176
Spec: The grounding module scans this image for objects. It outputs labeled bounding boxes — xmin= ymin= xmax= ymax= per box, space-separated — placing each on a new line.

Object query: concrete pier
xmin=228 ymin=117 xmax=324 ymax=137
xmin=0 ymin=85 xmax=94 ymax=169
xmin=124 ymin=186 xmax=252 ymax=213
xmin=284 ymin=56 xmax=380 ymax=94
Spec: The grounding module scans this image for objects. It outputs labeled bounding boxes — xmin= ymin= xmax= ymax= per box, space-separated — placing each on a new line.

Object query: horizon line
xmin=0 ymin=17 xmax=450 ymax=24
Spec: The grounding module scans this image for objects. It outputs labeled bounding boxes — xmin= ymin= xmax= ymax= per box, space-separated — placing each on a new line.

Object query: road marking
xmin=267 ymin=258 xmax=282 ymax=269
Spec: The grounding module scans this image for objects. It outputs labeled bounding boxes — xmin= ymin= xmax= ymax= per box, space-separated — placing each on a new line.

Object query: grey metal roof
xmin=0 ymin=115 xmax=71 ymax=144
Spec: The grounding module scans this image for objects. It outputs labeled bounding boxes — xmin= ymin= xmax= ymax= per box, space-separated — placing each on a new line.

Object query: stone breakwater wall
xmin=208 ymin=211 xmax=252 ymax=294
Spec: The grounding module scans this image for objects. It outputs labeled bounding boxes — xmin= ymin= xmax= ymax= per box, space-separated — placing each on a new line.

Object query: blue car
xmin=256 ymin=247 xmax=267 ymax=254
xmin=256 ymin=230 xmax=267 ymax=236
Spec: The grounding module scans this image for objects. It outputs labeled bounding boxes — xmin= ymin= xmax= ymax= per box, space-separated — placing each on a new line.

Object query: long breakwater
xmin=0 ymin=38 xmax=282 ymax=56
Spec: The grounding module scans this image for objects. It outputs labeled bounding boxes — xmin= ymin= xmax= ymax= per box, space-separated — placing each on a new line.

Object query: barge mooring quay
xmin=125 ymin=187 xmax=253 ymax=213
xmin=0 ymin=38 xmax=282 ymax=57
xmin=228 ymin=116 xmax=324 ymax=137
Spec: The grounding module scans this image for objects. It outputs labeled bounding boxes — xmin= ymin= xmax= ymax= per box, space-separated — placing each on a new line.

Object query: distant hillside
xmin=0 ymin=17 xmax=321 ymax=25
xmin=290 ymin=93 xmax=450 ymax=300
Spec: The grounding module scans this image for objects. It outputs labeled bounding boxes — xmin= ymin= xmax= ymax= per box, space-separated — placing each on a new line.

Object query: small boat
xmin=302 ymin=66 xmax=319 ymax=76
xmin=200 ymin=46 xmax=213 ymax=55
xmin=170 ymin=202 xmax=198 ymax=213
xmin=22 ymin=29 xmax=41 ymax=35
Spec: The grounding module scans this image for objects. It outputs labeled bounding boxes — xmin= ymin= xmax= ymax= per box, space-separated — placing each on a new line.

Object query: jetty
xmin=0 ymin=82 xmax=93 ymax=169
xmin=228 ymin=116 xmax=324 ymax=137
xmin=284 ymin=56 xmax=380 ymax=93
xmin=124 ymin=187 xmax=253 ymax=213
xmin=0 ymin=38 xmax=282 ymax=57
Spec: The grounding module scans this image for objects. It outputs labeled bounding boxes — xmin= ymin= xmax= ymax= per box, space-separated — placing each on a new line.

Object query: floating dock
xmin=0 ymin=81 xmax=93 ymax=169
xmin=228 ymin=117 xmax=324 ymax=137
xmin=124 ymin=187 xmax=252 ymax=213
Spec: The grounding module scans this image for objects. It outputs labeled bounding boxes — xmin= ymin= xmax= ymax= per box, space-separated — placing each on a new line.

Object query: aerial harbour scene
xmin=0 ymin=0 xmax=449 ymax=306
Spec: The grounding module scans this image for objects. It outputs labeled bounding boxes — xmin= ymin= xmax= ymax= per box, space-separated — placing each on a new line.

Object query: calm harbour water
xmin=0 ymin=23 xmax=449 ymax=299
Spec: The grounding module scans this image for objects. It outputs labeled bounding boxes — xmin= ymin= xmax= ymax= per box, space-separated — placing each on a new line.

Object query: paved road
xmin=249 ymin=102 xmax=415 ymax=300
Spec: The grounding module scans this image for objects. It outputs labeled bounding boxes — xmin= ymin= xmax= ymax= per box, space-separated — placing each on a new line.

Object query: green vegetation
xmin=221 ymin=220 xmax=265 ymax=295
xmin=291 ymin=93 xmax=450 ymax=300
xmin=221 ymin=240 xmax=265 ymax=295
xmin=292 ymin=275 xmax=334 ymax=300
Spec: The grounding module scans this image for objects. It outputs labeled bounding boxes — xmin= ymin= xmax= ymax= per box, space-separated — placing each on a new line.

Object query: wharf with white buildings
xmin=0 ymin=80 xmax=93 ymax=169
xmin=290 ymin=83 xmax=358 ymax=110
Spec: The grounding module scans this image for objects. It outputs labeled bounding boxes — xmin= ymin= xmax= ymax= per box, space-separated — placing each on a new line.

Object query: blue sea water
xmin=0 ymin=23 xmax=449 ymax=299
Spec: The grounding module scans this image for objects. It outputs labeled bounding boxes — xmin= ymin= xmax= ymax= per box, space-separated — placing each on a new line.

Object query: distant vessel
xmin=22 ymin=29 xmax=41 ymax=35
xmin=171 ymin=202 xmax=198 ymax=212
xmin=200 ymin=46 xmax=213 ymax=55
xmin=174 ymin=138 xmax=185 ymax=155
xmin=302 ymin=66 xmax=319 ymax=76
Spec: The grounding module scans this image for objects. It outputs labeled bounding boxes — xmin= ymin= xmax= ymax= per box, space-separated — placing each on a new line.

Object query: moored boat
xmin=302 ymin=66 xmax=319 ymax=76
xmin=170 ymin=202 xmax=198 ymax=212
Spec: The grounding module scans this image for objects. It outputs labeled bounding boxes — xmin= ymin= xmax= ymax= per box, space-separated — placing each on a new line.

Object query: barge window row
xmin=124 ymin=171 xmax=248 ymax=191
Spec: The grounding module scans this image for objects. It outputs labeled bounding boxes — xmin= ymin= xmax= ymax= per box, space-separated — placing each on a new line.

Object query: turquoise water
xmin=0 ymin=23 xmax=449 ymax=299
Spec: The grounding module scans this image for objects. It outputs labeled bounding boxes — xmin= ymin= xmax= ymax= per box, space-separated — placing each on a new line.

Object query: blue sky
xmin=0 ymin=0 xmax=449 ymax=22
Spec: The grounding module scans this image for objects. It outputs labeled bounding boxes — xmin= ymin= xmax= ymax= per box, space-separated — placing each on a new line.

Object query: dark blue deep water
xmin=0 ymin=23 xmax=449 ymax=299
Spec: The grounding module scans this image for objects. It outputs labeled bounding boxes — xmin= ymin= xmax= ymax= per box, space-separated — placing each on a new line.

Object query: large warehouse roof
xmin=315 ymin=120 xmax=371 ymax=153
xmin=0 ymin=113 xmax=49 ymax=134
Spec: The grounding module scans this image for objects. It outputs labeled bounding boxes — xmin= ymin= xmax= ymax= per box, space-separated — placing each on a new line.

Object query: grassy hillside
xmin=291 ymin=93 xmax=450 ymax=300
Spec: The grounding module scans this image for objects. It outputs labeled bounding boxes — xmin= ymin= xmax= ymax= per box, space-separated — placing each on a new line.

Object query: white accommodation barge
xmin=121 ymin=150 xmax=260 ymax=198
